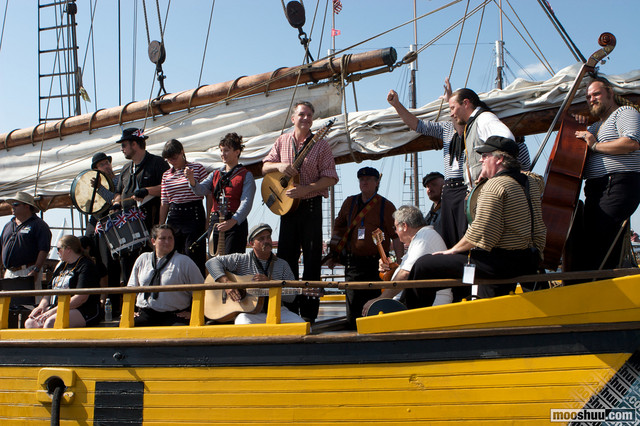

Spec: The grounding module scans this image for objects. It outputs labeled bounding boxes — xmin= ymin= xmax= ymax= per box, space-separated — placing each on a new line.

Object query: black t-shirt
xmin=116 ymin=151 xmax=169 ymax=229
xmin=49 ymin=256 xmax=101 ymax=320
xmin=1 ymin=215 xmax=52 ymax=268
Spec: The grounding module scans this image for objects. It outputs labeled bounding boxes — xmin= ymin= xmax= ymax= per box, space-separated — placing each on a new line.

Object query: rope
xmin=0 ymin=0 xmax=9 ymax=54
xmin=198 ymin=0 xmax=216 ymax=87
xmin=141 ymin=0 xmax=151 ymax=46
xmin=434 ymin=0 xmax=471 ymax=122
xmin=464 ymin=3 xmax=486 ymax=86
xmin=498 ymin=0 xmax=554 ymax=76
xmin=339 ymin=54 xmax=358 ymax=163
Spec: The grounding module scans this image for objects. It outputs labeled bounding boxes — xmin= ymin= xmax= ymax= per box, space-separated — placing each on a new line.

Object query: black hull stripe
xmin=1 ymin=329 xmax=639 ymax=368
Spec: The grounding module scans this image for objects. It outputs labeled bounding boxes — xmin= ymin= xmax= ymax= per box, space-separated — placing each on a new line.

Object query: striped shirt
xmin=263 ymin=131 xmax=339 ymax=199
xmin=161 ymin=162 xmax=208 ymax=205
xmin=416 ymin=120 xmax=463 ymax=180
xmin=583 ymin=105 xmax=640 ymax=179
xmin=205 ymin=252 xmax=296 ymax=303
xmin=465 ymin=172 xmax=546 ymax=252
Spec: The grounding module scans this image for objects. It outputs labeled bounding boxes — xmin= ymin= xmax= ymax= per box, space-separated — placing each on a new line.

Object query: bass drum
xmin=465 ymin=179 xmax=487 ymax=225
xmin=70 ymin=169 xmax=114 ymax=215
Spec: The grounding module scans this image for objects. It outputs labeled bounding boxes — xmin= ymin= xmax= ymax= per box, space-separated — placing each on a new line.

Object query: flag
xmin=115 ymin=212 xmax=127 ymax=228
xmin=333 ymin=0 xmax=342 ymax=14
xmin=104 ymin=218 xmax=113 ymax=232
xmin=331 ymin=28 xmax=341 ymax=37
xmin=95 ymin=221 xmax=104 ymax=235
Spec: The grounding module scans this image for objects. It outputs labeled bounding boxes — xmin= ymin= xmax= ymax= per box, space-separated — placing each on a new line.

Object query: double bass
xmin=532 ymin=33 xmax=616 ymax=270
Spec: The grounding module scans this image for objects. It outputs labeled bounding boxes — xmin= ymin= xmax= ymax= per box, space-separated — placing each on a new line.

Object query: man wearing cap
xmin=88 ymin=152 xmax=122 ymax=316
xmin=90 ymin=152 xmax=119 ymax=204
xmin=262 ymin=101 xmax=339 ymax=322
xmin=409 ymin=136 xmax=546 ymax=301
xmin=113 ymin=128 xmax=169 ymax=283
xmin=1 ymin=192 xmax=52 ymax=292
xmin=205 ymin=223 xmax=305 ymax=324
xmin=327 ymin=166 xmax=403 ymax=328
xmin=422 ymin=171 xmax=444 ymax=235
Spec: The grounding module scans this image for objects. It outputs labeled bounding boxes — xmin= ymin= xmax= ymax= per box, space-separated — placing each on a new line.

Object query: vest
xmin=211 ymin=167 xmax=248 ymax=214
xmin=464 ymin=111 xmax=486 ymax=187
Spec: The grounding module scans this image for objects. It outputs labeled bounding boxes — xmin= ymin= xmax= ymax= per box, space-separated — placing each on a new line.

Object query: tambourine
xmin=465 ymin=179 xmax=487 ymax=225
xmin=70 ymin=169 xmax=114 ymax=215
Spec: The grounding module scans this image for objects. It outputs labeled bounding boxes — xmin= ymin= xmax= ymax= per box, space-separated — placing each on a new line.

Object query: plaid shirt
xmin=263 ymin=131 xmax=339 ymax=199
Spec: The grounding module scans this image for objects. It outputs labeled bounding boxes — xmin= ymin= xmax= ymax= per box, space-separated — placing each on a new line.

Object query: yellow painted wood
xmin=320 ymin=294 xmax=345 ymax=301
xmin=0 ymin=297 xmax=10 ymax=330
xmin=358 ymin=274 xmax=640 ymax=334
xmin=266 ymin=287 xmax=281 ymax=324
xmin=0 ymin=353 xmax=628 ymax=424
xmin=53 ymin=295 xmax=70 ymax=329
xmin=119 ymin=293 xmax=136 ymax=328
xmin=190 ymin=290 xmax=205 ymax=327
xmin=0 ymin=322 xmax=309 ymax=340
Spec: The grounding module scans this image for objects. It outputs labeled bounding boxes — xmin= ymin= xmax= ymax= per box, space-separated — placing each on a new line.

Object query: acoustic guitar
xmin=261 ymin=118 xmax=335 ymax=215
xmin=208 ymin=193 xmax=228 ymax=258
xmin=204 ymin=271 xmax=322 ymax=322
xmin=372 ymin=228 xmax=399 ymax=281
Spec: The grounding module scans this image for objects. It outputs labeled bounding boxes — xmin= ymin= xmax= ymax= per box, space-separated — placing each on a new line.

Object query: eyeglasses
xmin=56 ymin=246 xmax=65 ymax=252
xmin=11 ymin=202 xmax=23 ymax=207
xmin=480 ymin=152 xmax=494 ymax=159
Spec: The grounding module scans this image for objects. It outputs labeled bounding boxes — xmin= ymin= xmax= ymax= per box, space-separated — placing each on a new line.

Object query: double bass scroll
xmin=538 ymin=32 xmax=616 ymax=270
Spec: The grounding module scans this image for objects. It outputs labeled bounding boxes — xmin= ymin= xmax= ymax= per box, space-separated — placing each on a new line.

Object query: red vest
xmin=211 ymin=167 xmax=248 ymax=214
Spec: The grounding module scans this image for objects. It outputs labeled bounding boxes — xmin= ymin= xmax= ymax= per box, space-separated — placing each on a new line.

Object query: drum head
xmin=70 ymin=169 xmax=114 ymax=215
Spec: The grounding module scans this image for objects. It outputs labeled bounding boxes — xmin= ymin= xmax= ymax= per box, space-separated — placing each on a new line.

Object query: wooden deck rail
xmin=0 ymin=268 xmax=637 ymax=330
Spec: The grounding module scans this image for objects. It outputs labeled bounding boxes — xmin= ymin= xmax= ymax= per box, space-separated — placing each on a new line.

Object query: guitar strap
xmin=292 ymin=133 xmax=314 ymax=162
xmin=335 ymin=194 xmax=381 ymax=253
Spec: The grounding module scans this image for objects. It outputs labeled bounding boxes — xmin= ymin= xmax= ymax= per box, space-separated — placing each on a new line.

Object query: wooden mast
xmin=0 ymin=48 xmax=398 ymax=150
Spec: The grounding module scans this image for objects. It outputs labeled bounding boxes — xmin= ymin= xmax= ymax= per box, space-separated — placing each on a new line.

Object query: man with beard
xmin=205 ymin=224 xmax=304 ymax=324
xmin=422 ymin=171 xmax=444 ymax=235
xmin=113 ymin=128 xmax=169 ymax=283
xmin=572 ymin=77 xmax=640 ymax=270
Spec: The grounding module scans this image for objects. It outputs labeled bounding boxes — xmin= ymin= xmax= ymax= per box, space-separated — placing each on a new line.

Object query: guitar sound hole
xmin=279 ymin=176 xmax=289 ymax=187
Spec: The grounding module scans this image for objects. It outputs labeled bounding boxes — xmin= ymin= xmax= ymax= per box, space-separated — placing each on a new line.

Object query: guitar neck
xmin=376 ymin=240 xmax=389 ymax=264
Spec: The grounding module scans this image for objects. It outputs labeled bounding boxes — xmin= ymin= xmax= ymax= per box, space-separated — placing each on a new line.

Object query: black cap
xmin=116 ymin=128 xmax=148 ymax=144
xmin=357 ymin=167 xmax=380 ymax=179
xmin=91 ymin=152 xmax=112 ymax=169
xmin=476 ymin=136 xmax=519 ymax=158
xmin=422 ymin=171 xmax=444 ymax=188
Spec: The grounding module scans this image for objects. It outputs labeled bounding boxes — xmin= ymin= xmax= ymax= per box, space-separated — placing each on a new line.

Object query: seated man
xmin=126 ymin=224 xmax=204 ymax=327
xmin=409 ymin=136 xmax=546 ymax=303
xmin=205 ymin=223 xmax=305 ymax=324
xmin=362 ymin=205 xmax=449 ymax=315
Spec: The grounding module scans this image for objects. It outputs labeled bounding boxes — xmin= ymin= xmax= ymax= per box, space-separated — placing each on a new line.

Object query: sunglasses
xmin=11 ymin=202 xmax=23 ymax=207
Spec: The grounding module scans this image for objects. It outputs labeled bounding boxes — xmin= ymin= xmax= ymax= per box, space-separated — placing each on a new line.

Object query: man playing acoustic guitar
xmin=262 ymin=101 xmax=338 ymax=323
xmin=205 ymin=224 xmax=304 ymax=324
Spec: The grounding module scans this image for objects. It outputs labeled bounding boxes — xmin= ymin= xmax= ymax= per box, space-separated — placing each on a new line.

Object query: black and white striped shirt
xmin=584 ymin=105 xmax=640 ymax=179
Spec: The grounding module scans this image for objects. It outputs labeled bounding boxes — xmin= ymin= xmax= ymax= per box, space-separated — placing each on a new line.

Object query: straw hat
xmin=6 ymin=191 xmax=40 ymax=212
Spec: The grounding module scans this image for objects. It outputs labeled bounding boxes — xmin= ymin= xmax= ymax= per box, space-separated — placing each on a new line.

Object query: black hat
xmin=476 ymin=136 xmax=519 ymax=158
xmin=248 ymin=223 xmax=272 ymax=242
xmin=357 ymin=167 xmax=380 ymax=179
xmin=422 ymin=171 xmax=444 ymax=188
xmin=91 ymin=152 xmax=112 ymax=169
xmin=116 ymin=128 xmax=148 ymax=144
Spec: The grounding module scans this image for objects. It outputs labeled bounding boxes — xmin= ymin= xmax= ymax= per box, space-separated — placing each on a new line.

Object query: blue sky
xmin=1 ymin=0 xmax=639 ymax=242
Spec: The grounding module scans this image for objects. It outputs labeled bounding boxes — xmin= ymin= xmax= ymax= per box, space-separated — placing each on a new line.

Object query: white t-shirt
xmin=392 ymin=226 xmax=447 ymax=280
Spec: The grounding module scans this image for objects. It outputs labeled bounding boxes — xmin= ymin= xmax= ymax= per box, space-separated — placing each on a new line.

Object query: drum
xmin=70 ymin=169 xmax=114 ymax=215
xmin=98 ymin=209 xmax=149 ymax=256
xmin=465 ymin=179 xmax=487 ymax=225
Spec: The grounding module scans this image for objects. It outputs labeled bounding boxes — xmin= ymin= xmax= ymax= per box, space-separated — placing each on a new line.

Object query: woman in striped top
xmin=159 ymin=139 xmax=210 ymax=275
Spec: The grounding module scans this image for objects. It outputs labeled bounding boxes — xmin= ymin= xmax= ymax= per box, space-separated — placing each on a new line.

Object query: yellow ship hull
xmin=0 ymin=275 xmax=638 ymax=425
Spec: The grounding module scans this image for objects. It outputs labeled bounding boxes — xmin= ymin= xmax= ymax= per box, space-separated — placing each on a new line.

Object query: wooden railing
xmin=0 ymin=268 xmax=637 ymax=330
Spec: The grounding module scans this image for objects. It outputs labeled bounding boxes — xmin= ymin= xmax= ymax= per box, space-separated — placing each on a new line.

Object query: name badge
xmin=462 ymin=263 xmax=476 ymax=284
xmin=357 ymin=227 xmax=366 ymax=240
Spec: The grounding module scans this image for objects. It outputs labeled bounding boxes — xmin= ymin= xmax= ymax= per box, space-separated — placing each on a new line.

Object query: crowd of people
xmin=1 ymin=76 xmax=639 ymax=329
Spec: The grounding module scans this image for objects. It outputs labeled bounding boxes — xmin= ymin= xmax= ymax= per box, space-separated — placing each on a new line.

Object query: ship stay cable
xmin=464 ymin=3 xmax=486 ymax=87
xmin=197 ymin=0 xmax=216 ymax=87
xmin=0 ymin=0 xmax=9 ymax=55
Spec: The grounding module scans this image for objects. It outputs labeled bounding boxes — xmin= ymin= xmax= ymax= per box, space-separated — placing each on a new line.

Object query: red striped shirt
xmin=161 ymin=162 xmax=208 ymax=204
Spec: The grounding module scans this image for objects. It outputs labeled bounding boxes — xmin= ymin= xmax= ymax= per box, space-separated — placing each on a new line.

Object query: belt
xmin=443 ymin=178 xmax=465 ymax=188
xmin=8 ymin=262 xmax=35 ymax=272
xmin=169 ymin=201 xmax=203 ymax=211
